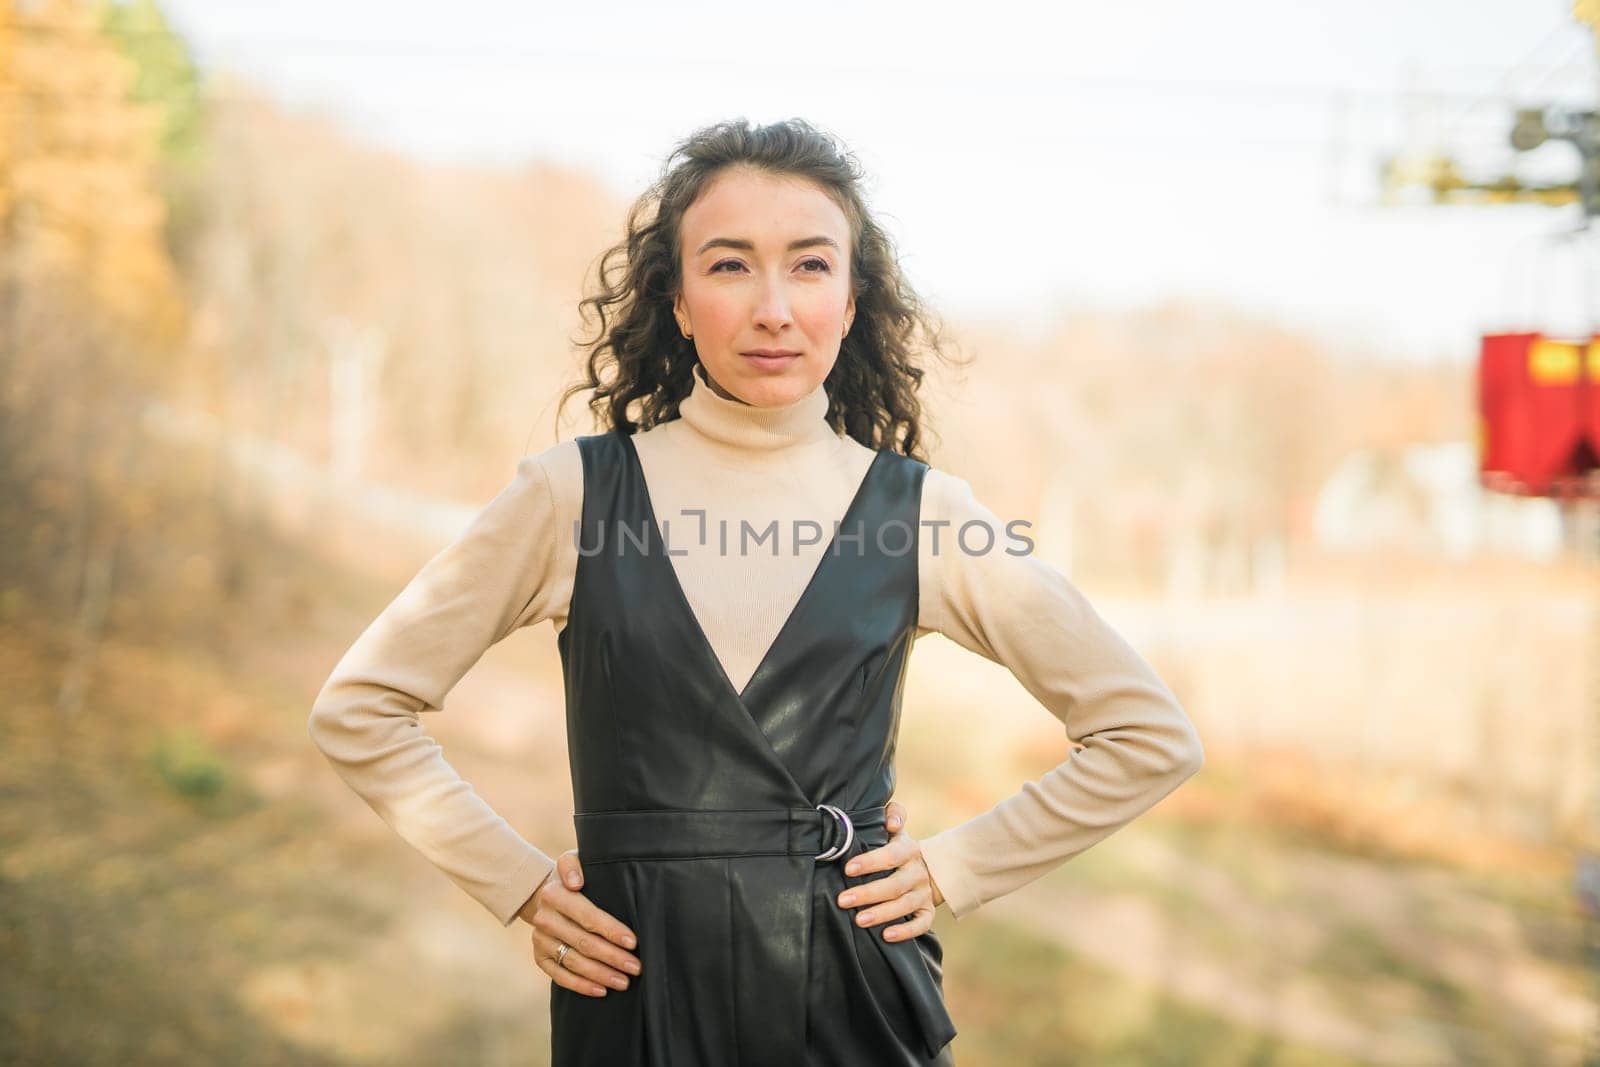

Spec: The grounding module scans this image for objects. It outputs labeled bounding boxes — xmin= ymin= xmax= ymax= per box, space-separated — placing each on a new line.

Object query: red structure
xmin=1478 ymin=331 xmax=1600 ymax=497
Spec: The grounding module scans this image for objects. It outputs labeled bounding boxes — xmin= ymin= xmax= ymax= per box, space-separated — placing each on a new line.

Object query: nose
xmin=751 ymin=272 xmax=794 ymax=333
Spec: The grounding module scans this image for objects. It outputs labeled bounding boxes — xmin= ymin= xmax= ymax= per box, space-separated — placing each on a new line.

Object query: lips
xmin=740 ymin=349 xmax=802 ymax=371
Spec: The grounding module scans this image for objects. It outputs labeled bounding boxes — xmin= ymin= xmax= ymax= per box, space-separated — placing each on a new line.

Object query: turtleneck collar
xmin=677 ymin=361 xmax=836 ymax=452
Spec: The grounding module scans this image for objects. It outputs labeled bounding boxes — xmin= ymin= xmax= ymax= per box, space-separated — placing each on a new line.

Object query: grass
xmin=0 ymin=868 xmax=343 ymax=1066
xmin=1017 ymin=781 xmax=1591 ymax=1064
xmin=0 ymin=646 xmax=375 ymax=1063
xmin=937 ymin=914 xmax=1370 ymax=1067
xmin=0 ymin=523 xmax=568 ymax=1065
xmin=145 ymin=725 xmax=243 ymax=807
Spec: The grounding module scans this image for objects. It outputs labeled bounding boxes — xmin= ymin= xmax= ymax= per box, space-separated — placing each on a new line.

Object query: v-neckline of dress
xmin=619 ymin=431 xmax=885 ymax=712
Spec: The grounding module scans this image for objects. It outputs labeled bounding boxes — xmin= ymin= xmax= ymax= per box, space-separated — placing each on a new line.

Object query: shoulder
xmin=917 ymin=464 xmax=990 ymax=526
xmin=562 ymin=429 xmax=632 ymax=468
xmin=836 ymin=434 xmax=883 ymax=474
xmin=843 ymin=438 xmax=935 ymax=492
xmin=523 ymin=438 xmax=585 ymax=509
xmin=523 ymin=436 xmax=582 ymax=472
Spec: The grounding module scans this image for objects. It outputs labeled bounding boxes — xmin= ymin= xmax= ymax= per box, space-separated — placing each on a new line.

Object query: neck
xmin=676 ymin=362 xmax=836 ymax=454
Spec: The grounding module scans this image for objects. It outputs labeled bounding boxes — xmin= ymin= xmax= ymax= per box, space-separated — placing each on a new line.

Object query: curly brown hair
xmin=556 ymin=117 xmax=965 ymax=462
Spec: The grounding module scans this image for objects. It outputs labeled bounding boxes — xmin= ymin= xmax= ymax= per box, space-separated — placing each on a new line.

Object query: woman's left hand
xmin=834 ymin=800 xmax=945 ymax=942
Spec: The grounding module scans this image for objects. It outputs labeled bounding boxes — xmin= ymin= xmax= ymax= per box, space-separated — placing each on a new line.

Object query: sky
xmin=157 ymin=0 xmax=1600 ymax=362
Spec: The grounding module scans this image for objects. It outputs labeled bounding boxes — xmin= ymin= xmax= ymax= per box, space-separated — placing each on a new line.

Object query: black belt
xmin=573 ymin=804 xmax=887 ymax=865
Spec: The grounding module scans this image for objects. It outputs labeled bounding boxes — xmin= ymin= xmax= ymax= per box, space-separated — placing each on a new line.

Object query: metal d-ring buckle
xmin=814 ymin=803 xmax=854 ymax=862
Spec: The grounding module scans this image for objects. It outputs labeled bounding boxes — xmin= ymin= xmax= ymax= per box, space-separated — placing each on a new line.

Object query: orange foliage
xmin=0 ymin=0 xmax=186 ymax=349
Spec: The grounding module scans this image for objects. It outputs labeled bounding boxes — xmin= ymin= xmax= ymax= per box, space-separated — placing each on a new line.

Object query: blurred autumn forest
xmin=0 ymin=0 xmax=1467 ymax=650
xmin=7 ymin=1 xmax=1592 ymax=1064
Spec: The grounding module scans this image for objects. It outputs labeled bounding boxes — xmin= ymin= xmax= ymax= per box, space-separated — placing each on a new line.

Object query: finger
xmin=534 ymin=927 xmax=614 ymax=998
xmin=557 ymin=887 xmax=641 ymax=959
xmin=536 ymin=906 xmax=641 ymax=980
xmin=534 ymin=918 xmax=635 ymax=990
xmin=881 ymin=906 xmax=935 ymax=943
xmin=536 ymin=954 xmax=609 ymax=997
xmin=885 ymin=800 xmax=908 ymax=834
xmin=837 ymin=865 xmax=912 ymax=910
xmin=557 ymin=849 xmax=584 ymax=890
xmin=535 ymin=927 xmax=633 ymax=992
xmin=533 ymin=929 xmax=607 ymax=995
xmin=852 ymin=888 xmax=925 ymax=931
xmin=844 ymin=835 xmax=914 ymax=877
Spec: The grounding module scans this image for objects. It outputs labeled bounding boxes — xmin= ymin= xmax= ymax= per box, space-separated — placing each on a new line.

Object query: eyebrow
xmin=694 ymin=236 xmax=841 ymax=256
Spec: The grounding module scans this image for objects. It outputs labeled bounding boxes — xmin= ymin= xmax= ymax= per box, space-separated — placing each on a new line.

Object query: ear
xmin=673 ymin=291 xmax=689 ymax=335
xmin=843 ymin=291 xmax=856 ymax=336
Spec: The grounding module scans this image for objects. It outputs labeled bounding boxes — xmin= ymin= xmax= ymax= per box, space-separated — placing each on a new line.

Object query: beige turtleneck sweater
xmin=308 ymin=363 xmax=1205 ymax=927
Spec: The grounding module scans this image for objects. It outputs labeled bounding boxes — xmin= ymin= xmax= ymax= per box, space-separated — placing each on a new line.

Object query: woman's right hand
xmin=519 ymin=849 xmax=643 ymax=997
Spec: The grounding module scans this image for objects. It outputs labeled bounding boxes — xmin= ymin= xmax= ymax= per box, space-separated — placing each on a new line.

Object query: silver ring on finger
xmin=556 ymin=942 xmax=571 ymax=968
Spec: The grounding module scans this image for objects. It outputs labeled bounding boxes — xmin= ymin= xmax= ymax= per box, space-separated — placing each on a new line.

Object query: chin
xmin=738 ymin=378 xmax=811 ymax=407
xmin=708 ymin=358 xmax=826 ymax=407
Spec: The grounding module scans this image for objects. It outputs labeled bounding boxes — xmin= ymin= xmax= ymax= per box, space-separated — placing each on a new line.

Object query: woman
xmin=309 ymin=117 xmax=1205 ymax=1066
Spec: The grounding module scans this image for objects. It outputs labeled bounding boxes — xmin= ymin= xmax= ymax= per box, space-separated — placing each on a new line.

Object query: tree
xmin=0 ymin=0 xmax=192 ymax=712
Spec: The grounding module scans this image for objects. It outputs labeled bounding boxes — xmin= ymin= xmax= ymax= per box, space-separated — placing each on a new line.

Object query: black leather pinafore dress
xmin=549 ymin=430 xmax=959 ymax=1066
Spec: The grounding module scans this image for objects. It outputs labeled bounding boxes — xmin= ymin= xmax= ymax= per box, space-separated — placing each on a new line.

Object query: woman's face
xmin=674 ymin=167 xmax=855 ymax=408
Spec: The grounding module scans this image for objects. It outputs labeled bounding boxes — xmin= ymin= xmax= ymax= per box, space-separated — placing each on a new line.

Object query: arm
xmin=307 ymin=449 xmax=571 ymax=926
xmin=915 ymin=469 xmax=1205 ymax=920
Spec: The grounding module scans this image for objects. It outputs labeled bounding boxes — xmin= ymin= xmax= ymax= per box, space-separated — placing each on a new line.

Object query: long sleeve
xmin=915 ymin=468 xmax=1205 ymax=921
xmin=307 ymin=450 xmax=571 ymax=926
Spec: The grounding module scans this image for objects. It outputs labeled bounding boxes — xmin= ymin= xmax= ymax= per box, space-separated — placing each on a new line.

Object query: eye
xmin=709 ymin=259 xmax=745 ymax=273
xmin=799 ymin=258 xmax=831 ymax=273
